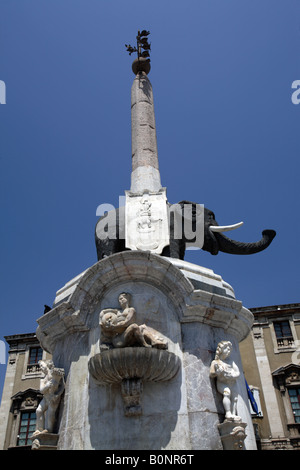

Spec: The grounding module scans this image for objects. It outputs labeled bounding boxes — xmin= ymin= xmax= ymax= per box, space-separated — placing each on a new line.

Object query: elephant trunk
xmin=214 ymin=229 xmax=276 ymax=255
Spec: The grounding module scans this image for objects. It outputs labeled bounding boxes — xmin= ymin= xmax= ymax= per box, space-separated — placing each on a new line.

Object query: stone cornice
xmin=36 ymin=252 xmax=253 ymax=353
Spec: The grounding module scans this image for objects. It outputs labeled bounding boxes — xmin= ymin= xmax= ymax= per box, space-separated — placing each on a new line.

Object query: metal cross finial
xmin=125 ymin=30 xmax=151 ymax=60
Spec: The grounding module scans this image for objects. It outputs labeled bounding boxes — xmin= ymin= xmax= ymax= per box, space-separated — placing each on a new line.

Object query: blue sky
xmin=0 ymin=1 xmax=299 ymax=397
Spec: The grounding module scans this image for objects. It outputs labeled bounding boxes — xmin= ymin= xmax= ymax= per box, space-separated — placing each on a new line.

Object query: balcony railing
xmin=26 ymin=363 xmax=41 ymax=374
xmin=276 ymin=336 xmax=294 ymax=348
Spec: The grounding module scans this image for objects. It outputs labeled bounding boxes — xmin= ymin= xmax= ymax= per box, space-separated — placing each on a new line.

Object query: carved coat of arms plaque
xmin=125 ymin=189 xmax=169 ymax=254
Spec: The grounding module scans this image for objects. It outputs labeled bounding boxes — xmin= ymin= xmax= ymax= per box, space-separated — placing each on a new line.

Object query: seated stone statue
xmin=210 ymin=341 xmax=241 ymax=422
xmin=99 ymin=292 xmax=167 ymax=350
xmin=33 ymin=360 xmax=65 ymax=435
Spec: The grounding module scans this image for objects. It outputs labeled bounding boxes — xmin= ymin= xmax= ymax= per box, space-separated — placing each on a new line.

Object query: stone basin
xmin=88 ymin=347 xmax=180 ymax=385
xmin=88 ymin=347 xmax=181 ymax=417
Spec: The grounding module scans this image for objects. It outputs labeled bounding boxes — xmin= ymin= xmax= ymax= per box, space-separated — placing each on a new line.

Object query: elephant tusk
xmin=209 ymin=221 xmax=244 ymax=233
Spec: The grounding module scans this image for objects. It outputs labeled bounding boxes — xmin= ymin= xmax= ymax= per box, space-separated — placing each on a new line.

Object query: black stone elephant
xmin=95 ymin=200 xmax=276 ymax=261
xmin=166 ymin=201 xmax=276 ymax=259
xmin=95 ymin=206 xmax=126 ymax=260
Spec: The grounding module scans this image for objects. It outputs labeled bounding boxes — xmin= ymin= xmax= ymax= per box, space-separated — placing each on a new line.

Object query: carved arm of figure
xmin=39 ymin=361 xmax=55 ymax=395
xmin=100 ymin=307 xmax=136 ymax=334
xmin=51 ymin=369 xmax=65 ymax=400
xmin=212 ymin=360 xmax=240 ymax=382
xmin=40 ymin=376 xmax=53 ymax=395
xmin=230 ymin=361 xmax=240 ymax=379
xmin=100 ymin=309 xmax=118 ymax=329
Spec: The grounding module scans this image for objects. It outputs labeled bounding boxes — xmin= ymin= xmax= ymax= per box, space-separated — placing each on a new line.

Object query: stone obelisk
xmin=125 ymin=53 xmax=169 ymax=255
xmin=130 ymin=68 xmax=161 ymax=193
xmin=128 ymin=31 xmax=161 ymax=193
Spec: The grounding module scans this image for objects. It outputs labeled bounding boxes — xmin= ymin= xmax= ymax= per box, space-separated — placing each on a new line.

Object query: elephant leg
xmin=95 ymin=238 xmax=119 ymax=260
xmin=163 ymin=239 xmax=185 ymax=260
xmin=202 ymin=229 xmax=219 ymax=255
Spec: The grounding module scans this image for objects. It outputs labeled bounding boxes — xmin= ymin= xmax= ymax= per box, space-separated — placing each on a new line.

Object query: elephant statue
xmin=95 ymin=200 xmax=276 ymax=261
xmin=95 ymin=205 xmax=126 ymax=260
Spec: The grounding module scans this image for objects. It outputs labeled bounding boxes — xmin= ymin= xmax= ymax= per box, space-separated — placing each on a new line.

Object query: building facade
xmin=0 ymin=333 xmax=50 ymax=450
xmin=240 ymin=303 xmax=300 ymax=450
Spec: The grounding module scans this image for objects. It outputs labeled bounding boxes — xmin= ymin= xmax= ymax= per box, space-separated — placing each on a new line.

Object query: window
xmin=26 ymin=347 xmax=43 ymax=373
xmin=17 ymin=411 xmax=36 ymax=446
xmin=28 ymin=347 xmax=43 ymax=365
xmin=273 ymin=321 xmax=294 ymax=347
xmin=288 ymin=388 xmax=300 ymax=423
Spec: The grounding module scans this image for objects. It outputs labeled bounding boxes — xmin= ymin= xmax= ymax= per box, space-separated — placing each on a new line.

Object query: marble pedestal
xmin=31 ymin=432 xmax=59 ymax=450
xmin=218 ymin=420 xmax=247 ymax=450
xmin=36 ymin=251 xmax=256 ymax=450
